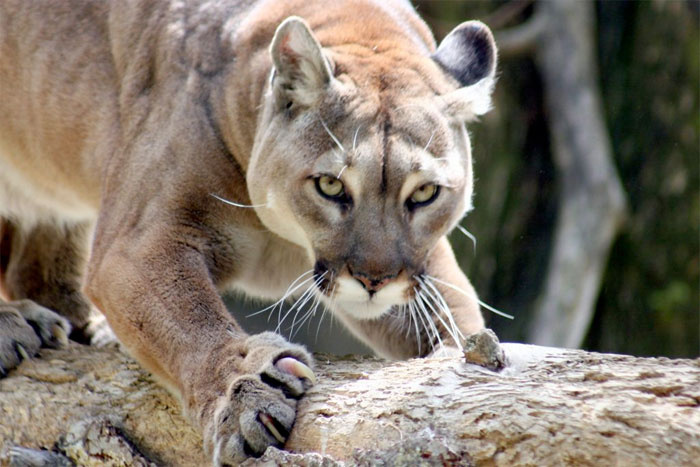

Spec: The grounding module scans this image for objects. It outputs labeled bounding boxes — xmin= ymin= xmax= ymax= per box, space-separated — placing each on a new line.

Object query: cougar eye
xmin=316 ymin=175 xmax=346 ymax=200
xmin=408 ymin=184 xmax=439 ymax=208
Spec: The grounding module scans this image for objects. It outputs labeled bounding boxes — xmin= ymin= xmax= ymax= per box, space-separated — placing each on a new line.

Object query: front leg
xmin=337 ymin=237 xmax=484 ymax=360
xmin=84 ymin=222 xmax=314 ymax=465
xmin=421 ymin=236 xmax=485 ymax=347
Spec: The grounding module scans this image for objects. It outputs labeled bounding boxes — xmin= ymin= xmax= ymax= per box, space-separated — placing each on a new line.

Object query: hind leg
xmin=0 ymin=219 xmax=110 ymax=345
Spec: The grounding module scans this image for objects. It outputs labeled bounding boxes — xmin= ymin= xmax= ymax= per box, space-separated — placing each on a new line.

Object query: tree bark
xmin=1 ymin=342 xmax=697 ymax=466
xmin=526 ymin=0 xmax=628 ymax=347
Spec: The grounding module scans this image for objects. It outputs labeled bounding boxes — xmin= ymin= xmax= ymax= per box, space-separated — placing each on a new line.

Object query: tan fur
xmin=0 ymin=0 xmax=495 ymax=463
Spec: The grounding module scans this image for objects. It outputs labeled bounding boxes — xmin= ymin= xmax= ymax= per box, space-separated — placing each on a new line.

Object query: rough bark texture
xmin=1 ymin=341 xmax=698 ymax=466
xmin=527 ymin=0 xmax=628 ymax=347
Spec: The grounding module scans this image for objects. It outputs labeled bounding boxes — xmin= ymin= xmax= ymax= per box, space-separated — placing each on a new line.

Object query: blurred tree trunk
xmin=525 ymin=0 xmax=627 ymax=347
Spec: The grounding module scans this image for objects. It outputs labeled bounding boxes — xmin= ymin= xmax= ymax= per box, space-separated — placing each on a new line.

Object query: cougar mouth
xmin=312 ymin=260 xmax=333 ymax=295
xmin=311 ymin=260 xmax=417 ymax=320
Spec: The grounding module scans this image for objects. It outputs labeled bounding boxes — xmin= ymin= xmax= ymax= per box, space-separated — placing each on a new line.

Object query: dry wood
xmin=1 ymin=341 xmax=697 ymax=466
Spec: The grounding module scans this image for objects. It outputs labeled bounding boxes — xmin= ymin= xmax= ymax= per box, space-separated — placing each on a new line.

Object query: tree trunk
xmin=526 ymin=0 xmax=628 ymax=347
xmin=1 ymin=342 xmax=697 ymax=466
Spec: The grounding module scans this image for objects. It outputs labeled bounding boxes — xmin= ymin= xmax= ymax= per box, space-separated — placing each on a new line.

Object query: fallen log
xmin=0 ymin=339 xmax=698 ymax=466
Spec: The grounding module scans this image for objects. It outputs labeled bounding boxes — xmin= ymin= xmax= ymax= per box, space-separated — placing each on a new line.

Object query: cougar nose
xmin=351 ymin=271 xmax=395 ymax=296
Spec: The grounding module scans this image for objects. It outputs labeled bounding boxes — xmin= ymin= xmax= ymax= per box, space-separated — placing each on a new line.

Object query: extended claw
xmin=52 ymin=323 xmax=68 ymax=347
xmin=275 ymin=357 xmax=315 ymax=384
xmin=16 ymin=344 xmax=30 ymax=361
xmin=259 ymin=412 xmax=286 ymax=444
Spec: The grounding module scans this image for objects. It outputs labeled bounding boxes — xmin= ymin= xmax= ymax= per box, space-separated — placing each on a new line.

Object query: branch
xmin=493 ymin=11 xmax=546 ymax=58
xmin=527 ymin=0 xmax=628 ymax=347
xmin=1 ymin=341 xmax=697 ymax=465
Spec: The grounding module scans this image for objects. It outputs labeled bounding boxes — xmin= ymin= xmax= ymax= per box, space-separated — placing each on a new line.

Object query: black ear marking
xmin=432 ymin=21 xmax=497 ymax=87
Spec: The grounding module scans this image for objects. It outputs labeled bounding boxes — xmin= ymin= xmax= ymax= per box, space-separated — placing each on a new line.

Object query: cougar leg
xmin=0 ymin=218 xmax=71 ymax=375
xmin=1 ymin=219 xmax=96 ymax=343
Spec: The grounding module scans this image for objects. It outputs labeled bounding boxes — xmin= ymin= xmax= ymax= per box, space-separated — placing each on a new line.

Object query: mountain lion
xmin=0 ymin=0 xmax=497 ymax=463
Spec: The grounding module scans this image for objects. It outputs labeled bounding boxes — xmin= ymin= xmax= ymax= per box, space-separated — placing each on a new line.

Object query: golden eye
xmin=317 ymin=175 xmax=345 ymax=198
xmin=410 ymin=184 xmax=438 ymax=205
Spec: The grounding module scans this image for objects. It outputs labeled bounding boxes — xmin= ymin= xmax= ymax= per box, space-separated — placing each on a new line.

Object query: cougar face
xmin=248 ymin=47 xmax=475 ymax=320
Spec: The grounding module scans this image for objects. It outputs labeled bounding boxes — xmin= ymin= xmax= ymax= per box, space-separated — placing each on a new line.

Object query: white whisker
xmin=275 ymin=284 xmax=315 ymax=332
xmin=413 ymin=287 xmax=443 ymax=351
xmin=293 ymin=288 xmax=324 ymax=339
xmin=425 ymin=275 xmax=514 ymax=320
xmin=455 ymin=224 xmax=477 ymax=254
xmin=337 ymin=164 xmax=348 ymax=179
xmin=320 ymin=118 xmax=345 ymax=152
xmin=352 ymin=126 xmax=362 ymax=151
xmin=288 ymin=273 xmax=326 ymax=326
xmin=416 ymin=278 xmax=462 ymax=351
xmin=420 ymin=276 xmax=465 ymax=341
xmin=409 ymin=302 xmax=422 ymax=355
xmin=210 ymin=193 xmax=267 ymax=209
xmin=247 ymin=270 xmax=314 ymax=318
xmin=409 ymin=301 xmax=427 ymax=355
xmin=315 ymin=283 xmax=336 ymax=342
xmin=423 ymin=130 xmax=436 ymax=153
xmin=276 ymin=273 xmax=326 ymax=334
xmin=402 ymin=305 xmax=411 ymax=339
xmin=290 ymin=304 xmax=314 ymax=339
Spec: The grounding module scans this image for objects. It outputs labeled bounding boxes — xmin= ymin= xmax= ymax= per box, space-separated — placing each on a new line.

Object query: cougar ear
xmin=432 ymin=21 xmax=498 ymax=121
xmin=270 ymin=16 xmax=333 ymax=107
xmin=433 ymin=20 xmax=497 ymax=87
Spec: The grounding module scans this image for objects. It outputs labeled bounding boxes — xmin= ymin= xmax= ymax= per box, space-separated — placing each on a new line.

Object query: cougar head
xmin=247 ymin=16 xmax=497 ymax=320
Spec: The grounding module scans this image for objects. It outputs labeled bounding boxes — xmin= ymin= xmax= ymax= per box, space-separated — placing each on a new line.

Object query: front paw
xmin=205 ymin=332 xmax=314 ymax=465
xmin=0 ymin=300 xmax=70 ymax=376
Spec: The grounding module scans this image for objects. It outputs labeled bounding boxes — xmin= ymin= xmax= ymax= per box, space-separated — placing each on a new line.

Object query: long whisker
xmin=210 ymin=193 xmax=267 ymax=209
xmin=419 ymin=298 xmax=442 ymax=353
xmin=275 ymin=281 xmax=324 ymax=332
xmin=277 ymin=290 xmax=313 ymax=335
xmin=246 ymin=270 xmax=314 ymax=318
xmin=283 ymin=272 xmax=327 ymax=333
xmin=420 ymin=276 xmax=465 ymax=341
xmin=425 ymin=275 xmax=514 ymax=320
xmin=290 ymin=305 xmax=314 ymax=340
xmin=320 ymin=118 xmax=345 ymax=152
xmin=316 ymin=283 xmax=336 ymax=342
xmin=416 ymin=278 xmax=463 ymax=351
xmin=275 ymin=284 xmax=315 ymax=333
xmin=275 ymin=273 xmax=325 ymax=334
xmin=409 ymin=301 xmax=426 ymax=355
xmin=401 ymin=304 xmax=411 ymax=338
xmin=455 ymin=224 xmax=477 ymax=254
xmin=292 ymin=287 xmax=324 ymax=340
xmin=408 ymin=302 xmax=422 ymax=356
xmin=413 ymin=287 xmax=443 ymax=351
xmin=248 ymin=275 xmax=314 ymax=320
xmin=423 ymin=130 xmax=436 ymax=153
xmin=352 ymin=125 xmax=362 ymax=152
xmin=337 ymin=164 xmax=348 ymax=179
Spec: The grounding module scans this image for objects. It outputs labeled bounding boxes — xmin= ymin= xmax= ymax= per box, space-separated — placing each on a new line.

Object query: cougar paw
xmin=84 ymin=312 xmax=118 ymax=347
xmin=206 ymin=332 xmax=314 ymax=465
xmin=0 ymin=300 xmax=70 ymax=376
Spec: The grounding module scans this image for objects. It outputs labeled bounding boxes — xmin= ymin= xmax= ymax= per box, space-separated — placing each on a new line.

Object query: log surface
xmin=0 ymin=343 xmax=698 ymax=466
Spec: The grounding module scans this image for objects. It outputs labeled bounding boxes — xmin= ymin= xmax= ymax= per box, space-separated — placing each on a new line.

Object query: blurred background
xmin=230 ymin=0 xmax=699 ymax=359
